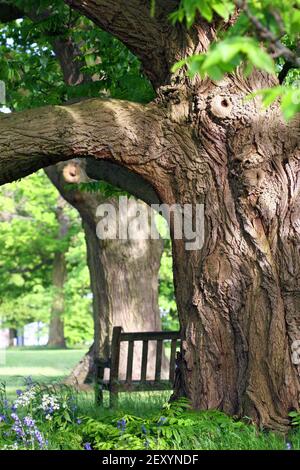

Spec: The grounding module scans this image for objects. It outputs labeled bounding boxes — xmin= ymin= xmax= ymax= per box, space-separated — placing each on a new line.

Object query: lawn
xmin=0 ymin=348 xmax=87 ymax=398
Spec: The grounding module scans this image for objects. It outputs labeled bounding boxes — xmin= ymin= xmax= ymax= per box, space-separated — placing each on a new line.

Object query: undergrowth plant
xmin=0 ymin=380 xmax=300 ymax=450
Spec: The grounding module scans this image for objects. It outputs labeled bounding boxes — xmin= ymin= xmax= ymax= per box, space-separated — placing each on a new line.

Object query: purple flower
xmin=11 ymin=413 xmax=20 ymax=422
xmin=12 ymin=424 xmax=25 ymax=439
xmin=117 ymin=418 xmax=126 ymax=432
xmin=23 ymin=416 xmax=35 ymax=428
xmin=76 ymin=418 xmax=82 ymax=425
xmin=11 ymin=404 xmax=17 ymax=412
xmin=16 ymin=389 xmax=23 ymax=396
xmin=84 ymin=442 xmax=92 ymax=450
xmin=158 ymin=416 xmax=167 ymax=426
xmin=286 ymin=441 xmax=292 ymax=450
xmin=0 ymin=414 xmax=6 ymax=422
xmin=34 ymin=429 xmax=46 ymax=449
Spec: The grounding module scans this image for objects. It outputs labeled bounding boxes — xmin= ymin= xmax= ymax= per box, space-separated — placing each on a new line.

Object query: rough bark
xmin=0 ymin=1 xmax=300 ymax=430
xmin=47 ymin=196 xmax=69 ymax=348
xmin=46 ymin=163 xmax=166 ymax=383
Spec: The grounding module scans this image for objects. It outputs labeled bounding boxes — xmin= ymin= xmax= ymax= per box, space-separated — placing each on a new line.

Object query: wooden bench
xmin=95 ymin=326 xmax=181 ymax=407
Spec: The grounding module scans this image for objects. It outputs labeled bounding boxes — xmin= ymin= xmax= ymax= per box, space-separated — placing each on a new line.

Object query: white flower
xmin=1 ymin=443 xmax=19 ymax=450
xmin=13 ymin=388 xmax=37 ymax=408
xmin=40 ymin=393 xmax=60 ymax=414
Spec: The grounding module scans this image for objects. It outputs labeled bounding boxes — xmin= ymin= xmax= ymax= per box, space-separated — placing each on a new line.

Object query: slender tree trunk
xmin=8 ymin=328 xmax=17 ymax=347
xmin=48 ymin=196 xmax=69 ymax=348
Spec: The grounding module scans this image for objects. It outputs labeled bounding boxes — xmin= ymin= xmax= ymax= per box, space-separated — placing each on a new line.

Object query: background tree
xmin=0 ymin=170 xmax=93 ymax=345
xmin=47 ymin=195 xmax=69 ymax=348
xmin=1 ymin=0 xmax=299 ymax=430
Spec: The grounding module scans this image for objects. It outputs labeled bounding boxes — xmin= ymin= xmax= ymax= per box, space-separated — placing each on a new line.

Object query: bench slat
xmin=109 ymin=326 xmax=123 ymax=408
xmin=155 ymin=339 xmax=163 ymax=381
xmin=120 ymin=331 xmax=180 ymax=342
xmin=97 ymin=327 xmax=182 ymax=408
xmin=141 ymin=340 xmax=148 ymax=382
xmin=126 ymin=340 xmax=134 ymax=384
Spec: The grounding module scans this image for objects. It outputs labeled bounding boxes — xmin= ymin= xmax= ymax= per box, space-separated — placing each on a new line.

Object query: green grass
xmin=0 ymin=348 xmax=86 ymax=398
xmin=79 ymin=390 xmax=172 ymax=419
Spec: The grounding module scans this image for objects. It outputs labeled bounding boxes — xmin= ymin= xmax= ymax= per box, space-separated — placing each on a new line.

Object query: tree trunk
xmin=46 ymin=164 xmax=166 ymax=384
xmin=0 ymin=1 xmax=300 ymax=430
xmin=83 ymin=208 xmax=165 ymax=382
xmin=9 ymin=328 xmax=17 ymax=347
xmin=47 ymin=196 xmax=68 ymax=348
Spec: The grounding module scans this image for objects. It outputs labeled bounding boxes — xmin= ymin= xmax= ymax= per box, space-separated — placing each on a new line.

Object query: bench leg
xmin=94 ymin=359 xmax=105 ymax=407
xmin=109 ymin=387 xmax=118 ymax=408
xmin=95 ymin=383 xmax=103 ymax=406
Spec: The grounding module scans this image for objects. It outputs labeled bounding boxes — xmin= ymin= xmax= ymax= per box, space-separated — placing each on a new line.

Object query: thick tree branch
xmin=52 ymin=36 xmax=90 ymax=86
xmin=85 ymin=159 xmax=160 ymax=206
xmin=50 ymin=31 xmax=160 ymax=204
xmin=64 ymin=0 xmax=211 ymax=89
xmin=278 ymin=61 xmax=297 ymax=84
xmin=0 ymin=98 xmax=171 ymax=199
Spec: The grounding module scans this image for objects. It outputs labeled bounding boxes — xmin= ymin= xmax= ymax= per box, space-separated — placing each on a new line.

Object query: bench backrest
xmin=110 ymin=326 xmax=181 ymax=390
xmin=95 ymin=326 xmax=181 ymax=407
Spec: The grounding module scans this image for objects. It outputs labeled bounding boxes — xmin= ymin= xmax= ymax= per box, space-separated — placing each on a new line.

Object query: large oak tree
xmin=0 ymin=0 xmax=300 ymax=430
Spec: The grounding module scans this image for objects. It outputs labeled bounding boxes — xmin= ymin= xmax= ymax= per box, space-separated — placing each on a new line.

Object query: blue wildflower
xmin=141 ymin=424 xmax=147 ymax=435
xmin=117 ymin=418 xmax=126 ymax=432
xmin=34 ymin=429 xmax=46 ymax=449
xmin=16 ymin=389 xmax=23 ymax=397
xmin=23 ymin=416 xmax=35 ymax=428
xmin=24 ymin=376 xmax=34 ymax=389
xmin=11 ymin=413 xmax=20 ymax=421
xmin=0 ymin=414 xmax=6 ymax=422
xmin=286 ymin=441 xmax=292 ymax=450
xmin=158 ymin=416 xmax=167 ymax=426
xmin=76 ymin=418 xmax=82 ymax=425
xmin=84 ymin=442 xmax=92 ymax=450
xmin=12 ymin=423 xmax=25 ymax=439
